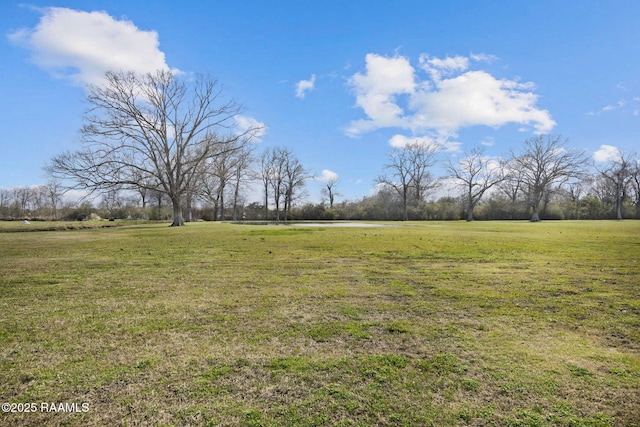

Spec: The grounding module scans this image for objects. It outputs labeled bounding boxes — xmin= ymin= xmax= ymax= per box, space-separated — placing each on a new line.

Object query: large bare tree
xmin=511 ymin=135 xmax=587 ymax=222
xmin=446 ymin=147 xmax=507 ymax=221
xmin=46 ymin=70 xmax=257 ymax=226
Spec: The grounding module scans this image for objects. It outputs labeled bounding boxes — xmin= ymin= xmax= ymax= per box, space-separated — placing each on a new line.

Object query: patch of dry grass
xmin=0 ymin=221 xmax=638 ymax=426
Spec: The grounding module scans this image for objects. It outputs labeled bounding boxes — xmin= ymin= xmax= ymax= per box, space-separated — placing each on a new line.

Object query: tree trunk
xmin=263 ymin=186 xmax=269 ymax=221
xmin=219 ymin=191 xmax=225 ymax=221
xmin=157 ymin=194 xmax=162 ymax=220
xmin=185 ymin=193 xmax=192 ymax=222
xmin=530 ymin=207 xmax=540 ymax=222
xmin=467 ymin=189 xmax=474 ymax=221
xmin=232 ymin=184 xmax=240 ymax=221
xmin=171 ymin=197 xmax=184 ymax=226
xmin=616 ymin=181 xmax=623 ymax=220
xmin=402 ymin=187 xmax=408 ymax=221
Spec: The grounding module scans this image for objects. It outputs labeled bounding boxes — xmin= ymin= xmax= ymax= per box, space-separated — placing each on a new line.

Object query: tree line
xmin=5 ymin=132 xmax=639 ymax=223
xmin=3 ymin=70 xmax=639 ymax=223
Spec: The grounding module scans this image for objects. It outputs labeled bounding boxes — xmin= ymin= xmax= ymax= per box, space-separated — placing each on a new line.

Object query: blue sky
xmin=2 ymin=1 xmax=639 ymax=203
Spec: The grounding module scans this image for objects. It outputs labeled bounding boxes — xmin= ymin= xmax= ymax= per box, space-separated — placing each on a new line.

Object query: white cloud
xmin=389 ymin=134 xmax=437 ymax=149
xmin=345 ymin=53 xmax=555 ymax=142
xmin=602 ymin=100 xmax=627 ymax=112
xmin=235 ymin=115 xmax=268 ymax=142
xmin=316 ymin=169 xmax=339 ymax=183
xmin=470 ymin=52 xmax=498 ymax=63
xmin=419 ymin=54 xmax=469 ymax=81
xmin=388 ymin=134 xmax=461 ymax=152
xmin=8 ymin=7 xmax=175 ymax=86
xmin=345 ymin=54 xmax=416 ymax=135
xmin=587 ymin=99 xmax=633 ymax=115
xmin=409 ymin=70 xmax=554 ymax=134
xmin=480 ymin=136 xmax=495 ymax=146
xmin=593 ymin=144 xmax=621 ymax=162
xmin=295 ymin=74 xmax=316 ymax=98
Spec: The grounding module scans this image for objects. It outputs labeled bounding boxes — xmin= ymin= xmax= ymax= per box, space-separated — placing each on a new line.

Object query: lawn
xmin=0 ymin=220 xmax=638 ymax=426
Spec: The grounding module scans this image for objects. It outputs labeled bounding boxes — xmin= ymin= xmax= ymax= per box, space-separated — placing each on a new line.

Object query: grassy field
xmin=0 ymin=220 xmax=638 ymax=426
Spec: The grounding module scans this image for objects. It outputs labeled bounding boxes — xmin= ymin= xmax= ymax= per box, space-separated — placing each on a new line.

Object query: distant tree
xmin=629 ymin=158 xmax=640 ymax=218
xmin=267 ymin=147 xmax=287 ymax=222
xmin=510 ymin=135 xmax=587 ymax=222
xmin=446 ymin=147 xmax=507 ymax=221
xmin=282 ymin=152 xmax=309 ymax=222
xmin=377 ymin=143 xmax=438 ymax=220
xmin=562 ymin=179 xmax=589 ymax=219
xmin=255 ymin=146 xmax=308 ymax=222
xmin=406 ymin=143 xmax=439 ymax=203
xmin=256 ymin=148 xmax=276 ymax=220
xmin=46 ymin=70 xmax=259 ymax=226
xmin=12 ymin=186 xmax=32 ymax=218
xmin=0 ymin=188 xmax=11 ymax=219
xmin=597 ymin=150 xmax=636 ymax=220
xmin=204 ymin=143 xmax=235 ymax=220
xmin=230 ymin=145 xmax=254 ymax=221
xmin=100 ymin=187 xmax=124 ymax=218
xmin=496 ymin=160 xmax=526 ymax=219
xmin=320 ymin=175 xmax=339 ymax=209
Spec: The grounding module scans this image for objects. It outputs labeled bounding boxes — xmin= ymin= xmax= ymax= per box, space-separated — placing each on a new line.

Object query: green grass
xmin=0 ymin=220 xmax=638 ymax=426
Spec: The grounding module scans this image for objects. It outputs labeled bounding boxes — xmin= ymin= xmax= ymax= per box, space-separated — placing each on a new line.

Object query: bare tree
xmin=446 ymin=147 xmax=507 ymax=221
xmin=195 ymin=139 xmax=253 ymax=221
xmin=320 ymin=176 xmax=339 ymax=209
xmin=207 ymin=144 xmax=235 ymax=220
xmin=497 ymin=160 xmax=526 ymax=218
xmin=100 ymin=187 xmax=124 ymax=218
xmin=230 ymin=145 xmax=254 ymax=221
xmin=257 ymin=148 xmax=276 ymax=220
xmin=268 ymin=147 xmax=287 ymax=222
xmin=511 ymin=135 xmax=587 ymax=222
xmin=12 ymin=186 xmax=32 ymax=218
xmin=406 ymin=143 xmax=439 ymax=203
xmin=46 ymin=70 xmax=259 ymax=226
xmin=0 ymin=188 xmax=11 ymax=219
xmin=255 ymin=147 xmax=308 ymax=222
xmin=597 ymin=150 xmax=636 ymax=220
xmin=377 ymin=143 xmax=438 ymax=221
xmin=282 ymin=153 xmax=309 ymax=222
xmin=629 ymin=158 xmax=640 ymax=218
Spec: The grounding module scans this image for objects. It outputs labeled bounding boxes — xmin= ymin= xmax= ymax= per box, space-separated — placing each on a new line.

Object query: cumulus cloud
xmin=8 ymin=7 xmax=175 ymax=86
xmin=295 ymin=74 xmax=316 ymax=98
xmin=346 ymin=54 xmax=415 ymax=132
xmin=593 ymin=144 xmax=621 ymax=162
xmin=345 ymin=52 xmax=555 ymax=144
xmin=316 ymin=169 xmax=339 ymax=183
xmin=235 ymin=115 xmax=268 ymax=142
